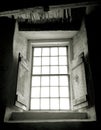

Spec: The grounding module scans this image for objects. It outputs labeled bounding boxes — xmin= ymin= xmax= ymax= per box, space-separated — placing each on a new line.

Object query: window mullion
xmin=58 ymin=47 xmax=60 ymax=110
xmin=49 ymin=47 xmax=51 ymax=110
xmin=66 ymin=46 xmax=70 ymax=110
xmin=32 ymin=74 xmax=69 ymax=76
xmin=40 ymin=48 xmax=42 ymax=110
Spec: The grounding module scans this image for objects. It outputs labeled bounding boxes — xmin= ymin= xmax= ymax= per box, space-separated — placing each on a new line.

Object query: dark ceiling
xmin=0 ymin=0 xmax=100 ymax=12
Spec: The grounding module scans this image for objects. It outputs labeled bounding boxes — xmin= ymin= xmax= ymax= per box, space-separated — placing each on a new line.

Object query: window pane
xmin=41 ymin=87 xmax=49 ymax=97
xmin=60 ymin=76 xmax=68 ymax=86
xmin=50 ymin=66 xmax=58 ymax=74
xmin=32 ymin=76 xmax=40 ymax=86
xmin=41 ymin=98 xmax=49 ymax=110
xmin=50 ymin=98 xmax=59 ymax=110
xmin=42 ymin=66 xmax=49 ymax=74
xmin=50 ymin=76 xmax=58 ymax=86
xmin=34 ymin=48 xmax=41 ymax=56
xmin=41 ymin=76 xmax=49 ymax=86
xmin=60 ymin=87 xmax=69 ymax=97
xmin=33 ymin=67 xmax=41 ymax=74
xmin=51 ymin=47 xmax=58 ymax=56
xmin=59 ymin=66 xmax=68 ymax=74
xmin=50 ymin=87 xmax=59 ymax=97
xmin=30 ymin=99 xmax=40 ymax=110
xmin=42 ymin=57 xmax=49 ymax=65
xmin=60 ymin=98 xmax=70 ymax=110
xmin=50 ymin=57 xmax=58 ymax=65
xmin=42 ymin=48 xmax=49 ymax=56
xmin=59 ymin=47 xmax=67 ymax=55
xmin=59 ymin=56 xmax=67 ymax=65
xmin=33 ymin=57 xmax=41 ymax=66
xmin=31 ymin=87 xmax=40 ymax=98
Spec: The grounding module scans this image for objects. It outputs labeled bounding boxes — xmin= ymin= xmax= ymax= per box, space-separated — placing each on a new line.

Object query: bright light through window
xmin=30 ymin=47 xmax=70 ymax=110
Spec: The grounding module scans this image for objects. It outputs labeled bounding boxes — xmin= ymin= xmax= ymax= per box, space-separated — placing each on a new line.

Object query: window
xmin=30 ymin=46 xmax=70 ymax=110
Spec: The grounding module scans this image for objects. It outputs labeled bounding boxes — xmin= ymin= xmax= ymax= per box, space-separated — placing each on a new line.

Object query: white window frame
xmin=28 ymin=40 xmax=72 ymax=111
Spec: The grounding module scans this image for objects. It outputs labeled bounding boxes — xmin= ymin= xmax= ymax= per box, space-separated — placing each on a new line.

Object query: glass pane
xmin=50 ymin=66 xmax=58 ymax=74
xmin=31 ymin=87 xmax=40 ymax=98
xmin=42 ymin=48 xmax=49 ymax=56
xmin=41 ymin=76 xmax=49 ymax=86
xmin=60 ymin=98 xmax=70 ymax=110
xmin=33 ymin=67 xmax=41 ymax=74
xmin=59 ymin=66 xmax=68 ymax=74
xmin=60 ymin=87 xmax=69 ymax=97
xmin=42 ymin=57 xmax=49 ymax=65
xmin=30 ymin=99 xmax=40 ymax=110
xmin=60 ymin=76 xmax=68 ymax=86
xmin=41 ymin=98 xmax=49 ymax=109
xmin=32 ymin=76 xmax=40 ymax=86
xmin=50 ymin=76 xmax=58 ymax=86
xmin=59 ymin=47 xmax=67 ymax=56
xmin=33 ymin=57 xmax=41 ymax=66
xmin=50 ymin=87 xmax=59 ymax=97
xmin=50 ymin=98 xmax=59 ymax=110
xmin=50 ymin=57 xmax=58 ymax=65
xmin=42 ymin=66 xmax=49 ymax=74
xmin=41 ymin=87 xmax=49 ymax=97
xmin=34 ymin=48 xmax=41 ymax=56
xmin=59 ymin=56 xmax=67 ymax=65
xmin=51 ymin=47 xmax=58 ymax=56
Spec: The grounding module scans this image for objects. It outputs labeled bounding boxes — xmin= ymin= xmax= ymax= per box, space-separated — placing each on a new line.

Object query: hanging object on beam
xmin=16 ymin=7 xmax=72 ymax=24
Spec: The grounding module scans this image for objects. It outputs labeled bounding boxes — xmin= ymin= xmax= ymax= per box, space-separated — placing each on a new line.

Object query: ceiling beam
xmin=0 ymin=1 xmax=100 ymax=16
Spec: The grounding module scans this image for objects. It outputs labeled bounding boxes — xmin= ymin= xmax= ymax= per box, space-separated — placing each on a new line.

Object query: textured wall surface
xmin=72 ymin=20 xmax=88 ymax=59
xmin=13 ymin=22 xmax=30 ymax=109
xmin=72 ymin=20 xmax=88 ymax=101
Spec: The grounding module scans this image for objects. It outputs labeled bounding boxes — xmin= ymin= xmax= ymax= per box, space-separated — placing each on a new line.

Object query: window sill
xmin=7 ymin=111 xmax=89 ymax=122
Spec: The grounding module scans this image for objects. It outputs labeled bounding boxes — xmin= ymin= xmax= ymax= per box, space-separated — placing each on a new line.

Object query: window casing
xmin=30 ymin=46 xmax=70 ymax=111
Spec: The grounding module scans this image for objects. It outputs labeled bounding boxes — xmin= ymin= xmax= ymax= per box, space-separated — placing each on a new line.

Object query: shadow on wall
xmin=0 ymin=17 xmax=16 ymax=122
xmin=85 ymin=6 xmax=101 ymax=122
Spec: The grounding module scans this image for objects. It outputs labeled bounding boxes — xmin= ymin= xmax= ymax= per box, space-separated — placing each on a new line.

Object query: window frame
xmin=29 ymin=40 xmax=72 ymax=111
